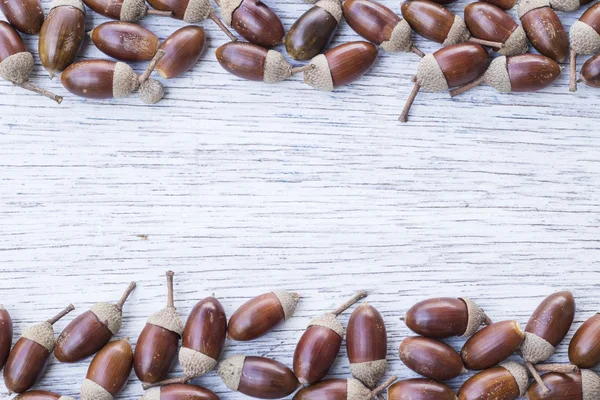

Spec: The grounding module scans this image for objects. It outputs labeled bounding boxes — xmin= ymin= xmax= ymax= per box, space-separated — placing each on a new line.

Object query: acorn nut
xmin=140 ymin=384 xmax=219 ymax=400
xmin=579 ymin=54 xmax=600 ymax=88
xmin=0 ymin=0 xmax=44 ymax=35
xmin=518 ymin=0 xmax=568 ymax=62
xmin=82 ymin=0 xmax=172 ymax=21
xmin=156 ymin=26 xmax=205 ymax=79
xmin=13 ymin=390 xmax=76 ymax=400
xmin=458 ymin=362 xmax=529 ymax=400
xmin=293 ymin=376 xmax=397 ymax=400
xmin=399 ymin=336 xmax=466 ymax=380
xmin=388 ymin=379 xmax=457 ymax=400
xmin=401 ymin=0 xmax=470 ymax=45
xmin=569 ymin=313 xmax=600 ymax=368
xmin=569 ymin=3 xmax=600 ymax=91
xmin=0 ymin=305 xmax=12 ymax=370
xmin=217 ymin=0 xmax=284 ymax=48
xmin=89 ymin=22 xmax=159 ymax=62
xmin=81 ymin=338 xmax=133 ymax=400
xmin=461 ymin=320 xmax=525 ymax=371
xmin=527 ymin=370 xmax=600 ymax=400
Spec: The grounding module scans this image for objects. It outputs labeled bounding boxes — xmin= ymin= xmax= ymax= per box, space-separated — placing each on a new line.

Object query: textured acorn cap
xmin=308 ymin=313 xmax=344 ymax=337
xmin=22 ymin=321 xmax=55 ymax=352
xmin=499 ymin=27 xmax=528 ymax=56
xmin=263 ymin=50 xmax=293 ymax=84
xmin=520 ymin=332 xmax=555 ymax=363
xmin=549 ymin=0 xmax=579 ymax=11
xmin=484 ymin=56 xmax=511 ymax=92
xmin=304 ymin=54 xmax=334 ymax=91
xmin=570 ymin=21 xmax=600 ymax=55
xmin=500 ymin=362 xmax=528 ymax=396
xmin=518 ymin=0 xmax=549 ymax=18
xmin=219 ymin=0 xmax=243 ymax=25
xmin=50 ymin=0 xmax=85 ymax=12
xmin=416 ymin=54 xmax=448 ymax=92
xmin=460 ymin=297 xmax=489 ymax=337
xmin=347 ymin=378 xmax=372 ymax=400
xmin=217 ymin=354 xmax=246 ymax=391
xmin=582 ymin=370 xmax=600 ymax=400
xmin=349 ymin=359 xmax=387 ymax=389
xmin=273 ymin=291 xmax=300 ymax=320
xmin=315 ymin=0 xmax=342 ymax=23
xmin=139 ymin=388 xmax=160 ymax=400
xmin=81 ymin=378 xmax=113 ymax=400
xmin=443 ymin=16 xmax=471 ymax=46
xmin=112 ymin=62 xmax=139 ymax=98
xmin=139 ymin=78 xmax=164 ymax=104
xmin=91 ymin=302 xmax=123 ymax=335
xmin=381 ymin=19 xmax=412 ymax=52
xmin=183 ymin=0 xmax=212 ymax=23
xmin=0 ymin=52 xmax=34 ymax=84
xmin=179 ymin=346 xmax=218 ymax=378
xmin=147 ymin=306 xmax=184 ymax=335
xmin=120 ymin=0 xmax=149 ymax=21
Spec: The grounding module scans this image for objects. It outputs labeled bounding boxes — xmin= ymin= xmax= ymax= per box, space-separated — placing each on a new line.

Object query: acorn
xmin=217 ymin=355 xmax=300 ymax=399
xmin=134 ymin=271 xmax=183 ymax=384
xmin=54 ymin=282 xmax=136 ymax=363
xmin=81 ymin=338 xmax=133 ymax=400
xmin=569 ymin=313 xmax=600 ymax=368
xmin=0 ymin=0 xmax=44 ymax=35
xmin=399 ymin=336 xmax=466 ymax=381
xmin=89 ymin=22 xmax=159 ymax=62
xmin=216 ymin=0 xmax=284 ymax=48
xmin=569 ymin=3 xmax=600 ymax=91
xmin=13 ymin=391 xmax=76 ymax=400
xmin=464 ymin=2 xmax=528 ymax=56
xmin=343 ymin=0 xmax=423 ymax=56
xmin=457 ymin=362 xmax=529 ymax=400
xmin=285 ymin=0 xmax=342 ymax=61
xmin=294 ymin=376 xmax=397 ymax=400
xmin=156 ymin=26 xmax=205 ymax=79
xmin=403 ymin=297 xmax=492 ymax=338
xmin=294 ymin=290 xmax=368 ymax=385
xmin=388 ymin=379 xmax=457 ymax=400
xmin=579 ymin=54 xmax=600 ymax=88
xmin=82 ymin=0 xmax=172 ymax=21
xmin=0 ymin=305 xmax=12 ymax=370
xmin=449 ymin=54 xmax=561 ymax=97
xmin=228 ymin=290 xmax=299 ymax=341
xmin=303 ymin=41 xmax=378 ymax=91
xmin=460 ymin=320 xmax=525 ymax=371
xmin=140 ymin=384 xmax=219 ymax=400
xmin=482 ymin=0 xmax=516 ymax=10
xmin=518 ymin=0 xmax=568 ymax=62
xmin=4 ymin=304 xmax=74 ymax=394
xmin=527 ymin=371 xmax=600 ymax=400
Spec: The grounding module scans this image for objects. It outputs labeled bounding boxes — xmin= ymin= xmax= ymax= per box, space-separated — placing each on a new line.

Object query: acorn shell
xmin=90 ymin=22 xmax=159 ymax=62
xmin=0 ymin=0 xmax=44 ymax=35
xmin=156 ymin=26 xmax=205 ymax=79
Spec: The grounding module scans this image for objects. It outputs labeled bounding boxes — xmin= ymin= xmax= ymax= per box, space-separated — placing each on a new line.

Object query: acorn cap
xmin=140 ymin=388 xmax=160 ymax=400
xmin=263 ymin=50 xmax=293 ymax=84
xmin=484 ymin=56 xmax=511 ymax=92
xmin=121 ymin=0 xmax=149 ymax=21
xmin=500 ymin=362 xmax=528 ymax=396
xmin=582 ymin=370 xmax=600 ymax=400
xmin=139 ymin=78 xmax=164 ymax=104
xmin=381 ymin=19 xmax=413 ymax=53
xmin=347 ymin=378 xmax=372 ymax=400
xmin=308 ymin=313 xmax=344 ymax=337
xmin=183 ymin=0 xmax=212 ymax=23
xmin=570 ymin=21 xmax=600 ymax=55
xmin=518 ymin=0 xmax=549 ymax=18
xmin=272 ymin=291 xmax=300 ymax=320
xmin=315 ymin=0 xmax=342 ymax=23
xmin=349 ymin=359 xmax=387 ymax=389
xmin=112 ymin=62 xmax=140 ymax=98
xmin=147 ymin=306 xmax=184 ymax=335
xmin=0 ymin=52 xmax=34 ymax=84
xmin=304 ymin=54 xmax=334 ymax=91
xmin=499 ymin=26 xmax=528 ymax=56
xmin=549 ymin=0 xmax=579 ymax=11
xmin=416 ymin=54 xmax=448 ymax=92
xmin=91 ymin=302 xmax=123 ymax=335
xmin=50 ymin=0 xmax=85 ymax=12
xmin=460 ymin=297 xmax=489 ymax=337
xmin=22 ymin=321 xmax=55 ymax=352
xmin=219 ymin=0 xmax=243 ymax=26
xmin=179 ymin=346 xmax=218 ymax=378
xmin=217 ymin=354 xmax=246 ymax=391
xmin=81 ymin=378 xmax=113 ymax=400
xmin=443 ymin=16 xmax=471 ymax=46
xmin=519 ymin=332 xmax=555 ymax=363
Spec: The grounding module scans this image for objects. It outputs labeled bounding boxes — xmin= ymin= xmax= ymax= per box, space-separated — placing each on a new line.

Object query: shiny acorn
xmin=89 ymin=22 xmax=159 ymax=62
xmin=294 ymin=376 xmax=397 ymax=400
xmin=14 ymin=391 xmax=76 ymax=400
xmin=134 ymin=271 xmax=183 ymax=384
xmin=156 ymin=26 xmax=206 ymax=79
xmin=82 ymin=0 xmax=172 ymax=21
xmin=216 ymin=0 xmax=284 ymax=48
xmin=518 ymin=0 xmax=568 ymax=62
xmin=4 ymin=304 xmax=74 ymax=393
xmin=482 ymin=0 xmax=516 ymax=10
xmin=461 ymin=320 xmax=525 ymax=371
xmin=403 ymin=297 xmax=492 ymax=337
xmin=81 ymin=338 xmax=133 ymax=400
xmin=569 ymin=313 xmax=600 ymax=368
xmin=217 ymin=355 xmax=300 ymax=399
xmin=399 ymin=336 xmax=466 ymax=380
xmin=579 ymin=54 xmax=600 ymax=88
xmin=388 ymin=379 xmax=456 ymax=400
xmin=401 ymin=0 xmax=469 ymax=45
xmin=0 ymin=0 xmax=44 ymax=34
xmin=140 ymin=384 xmax=219 ymax=400
xmin=304 ymin=41 xmax=378 ymax=91
xmin=458 ymin=362 xmax=529 ymax=400
xmin=527 ymin=370 xmax=600 ymax=400
xmin=0 ymin=305 xmax=12 ymax=370
xmin=569 ymin=3 xmax=600 ymax=91
xmin=54 ymin=282 xmax=136 ymax=363
xmin=294 ymin=291 xmax=368 ymax=385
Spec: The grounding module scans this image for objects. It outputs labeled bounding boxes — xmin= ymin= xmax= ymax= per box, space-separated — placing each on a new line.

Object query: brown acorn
xmin=134 ymin=271 xmax=183 ymax=384
xmin=294 ymin=291 xmax=368 ymax=385
xmin=450 ymin=54 xmax=561 ymax=96
xmin=569 ymin=313 xmax=600 ymax=368
xmin=458 ymin=362 xmax=529 ymax=400
xmin=482 ymin=0 xmax=516 ymax=10
xmin=460 ymin=320 xmax=525 ymax=371
xmin=217 ymin=0 xmax=284 ymax=48
xmin=140 ymin=384 xmax=219 ymax=400
xmin=4 ymin=304 xmax=74 ymax=394
xmin=569 ymin=4 xmax=600 ymax=91
xmin=518 ymin=0 xmax=568 ymax=62
xmin=527 ymin=370 xmax=600 ymax=400
xmin=228 ymin=291 xmax=299 ymax=341
xmin=81 ymin=338 xmax=133 ymax=400
xmin=89 ymin=22 xmax=159 ymax=62
xmin=14 ymin=391 xmax=76 ymax=400
xmin=399 ymin=336 xmax=466 ymax=381
xmin=304 ymin=41 xmax=378 ymax=91
xmin=82 ymin=0 xmax=172 ymax=21
xmin=0 ymin=305 xmax=12 ymax=370
xmin=401 ymin=0 xmax=469 ymax=45
xmin=294 ymin=376 xmax=397 ymax=400
xmin=54 ymin=282 xmax=136 ymax=363
xmin=403 ymin=297 xmax=492 ymax=338
xmin=217 ymin=355 xmax=300 ymax=399
xmin=579 ymin=54 xmax=600 ymax=88
xmin=388 ymin=379 xmax=456 ymax=400
xmin=0 ymin=0 xmax=44 ymax=35
xmin=156 ymin=26 xmax=205 ymax=79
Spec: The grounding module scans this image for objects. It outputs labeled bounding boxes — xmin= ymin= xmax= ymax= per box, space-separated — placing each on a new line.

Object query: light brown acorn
xmin=482 ymin=0 xmax=516 ymax=10
xmin=294 ymin=376 xmax=398 ymax=400
xmin=0 ymin=0 xmax=44 ymax=34
xmin=54 ymin=282 xmax=136 ymax=363
xmin=89 ymin=22 xmax=159 ymax=62
xmin=343 ymin=0 xmax=423 ymax=56
xmin=460 ymin=320 xmax=525 ymax=371
xmin=403 ymin=297 xmax=492 ymax=338
xmin=38 ymin=0 xmax=85 ymax=79
xmin=156 ymin=26 xmax=205 ymax=79
xmin=216 ymin=0 xmax=284 ymax=48
xmin=304 ymin=41 xmax=378 ymax=91
xmin=569 ymin=3 xmax=600 ymax=91
xmin=217 ymin=355 xmax=300 ymax=398
xmin=4 ymin=304 xmax=74 ymax=394
xmin=81 ymin=338 xmax=133 ymax=400
xmin=449 ymin=54 xmax=561 ymax=96
xmin=400 ymin=336 xmax=466 ymax=381
xmin=294 ymin=291 xmax=368 ymax=385
xmin=82 ymin=0 xmax=172 ymax=21
xmin=457 ymin=362 xmax=529 ymax=400
xmin=140 ymin=384 xmax=219 ymax=400
xmin=527 ymin=370 xmax=600 ymax=400
xmin=518 ymin=0 xmax=568 ymax=62
xmin=579 ymin=54 xmax=600 ymax=88
xmin=14 ymin=390 xmax=76 ymax=400
xmin=569 ymin=313 xmax=600 ymax=368
xmin=0 ymin=305 xmax=12 ymax=370
xmin=134 ymin=271 xmax=183 ymax=384
xmin=388 ymin=379 xmax=457 ymax=400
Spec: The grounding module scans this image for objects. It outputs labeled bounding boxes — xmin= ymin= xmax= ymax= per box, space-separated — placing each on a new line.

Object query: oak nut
xmin=458 ymin=362 xmax=529 ymax=400
xmin=461 ymin=320 xmax=524 ymax=371
xmin=82 ymin=0 xmax=172 ymax=21
xmin=579 ymin=54 xmax=600 ymax=88
xmin=569 ymin=4 xmax=600 ymax=91
xmin=399 ymin=336 xmax=466 ymax=380
xmin=81 ymin=338 xmax=133 ymax=400
xmin=89 ymin=22 xmax=159 ymax=62
xmin=527 ymin=370 xmax=600 ymax=400
xmin=569 ymin=313 xmax=600 ymax=368
xmin=0 ymin=305 xmax=12 ymax=370
xmin=140 ymin=384 xmax=219 ymax=400
xmin=14 ymin=391 xmax=76 ymax=400
xmin=518 ymin=0 xmax=568 ymax=62
xmin=388 ymin=379 xmax=456 ymax=400
xmin=401 ymin=0 xmax=470 ymax=46
xmin=294 ymin=376 xmax=397 ymax=400
xmin=0 ymin=0 xmax=44 ymax=35
xmin=217 ymin=0 xmax=284 ymax=48
xmin=481 ymin=0 xmax=516 ymax=10
xmin=156 ymin=26 xmax=205 ymax=79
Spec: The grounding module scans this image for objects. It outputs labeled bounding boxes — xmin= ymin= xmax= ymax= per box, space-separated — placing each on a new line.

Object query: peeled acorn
xmin=156 ymin=26 xmax=205 ymax=79
xmin=388 ymin=379 xmax=456 ymax=400
xmin=285 ymin=0 xmax=342 ymax=61
xmin=81 ymin=338 xmax=133 ymax=400
xmin=83 ymin=0 xmax=172 ymax=21
xmin=38 ymin=0 xmax=85 ymax=79
xmin=4 ymin=304 xmax=74 ymax=393
xmin=399 ymin=336 xmax=466 ymax=380
xmin=461 ymin=320 xmax=525 ymax=371
xmin=569 ymin=313 xmax=600 ymax=368
xmin=90 ymin=22 xmax=159 ymax=62
xmin=569 ymin=4 xmax=600 ymax=91
xmin=217 ymin=355 xmax=300 ymax=399
xmin=458 ymin=362 xmax=529 ymax=400
xmin=294 ymin=291 xmax=367 ymax=385
xmin=217 ymin=0 xmax=284 ymax=48
xmin=14 ymin=391 xmax=76 ymax=400
xmin=401 ymin=0 xmax=469 ymax=46
xmin=294 ymin=376 xmax=397 ymax=400
xmin=518 ymin=0 xmax=568 ymax=62
xmin=527 ymin=370 xmax=600 ymax=400
xmin=140 ymin=384 xmax=219 ymax=400
xmin=304 ymin=41 xmax=378 ymax=91
xmin=0 ymin=0 xmax=44 ymax=35
xmin=0 ymin=305 xmax=12 ymax=370
xmin=228 ymin=290 xmax=299 ymax=341
xmin=403 ymin=297 xmax=492 ymax=338
xmin=54 ymin=282 xmax=136 ymax=363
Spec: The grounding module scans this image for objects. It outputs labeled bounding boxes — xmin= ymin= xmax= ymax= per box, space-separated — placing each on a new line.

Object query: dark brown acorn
xmin=54 ymin=282 xmax=136 ymax=363
xmin=403 ymin=297 xmax=492 ymax=338
xmin=156 ymin=26 xmax=205 ymax=79
xmin=343 ymin=0 xmax=423 ymax=55
xmin=482 ymin=0 xmax=516 ymax=10
xmin=388 ymin=379 xmax=456 ymax=400
xmin=4 ymin=304 xmax=74 ymax=394
xmin=14 ymin=391 xmax=76 ymax=400
xmin=217 ymin=355 xmax=300 ymax=399
xmin=518 ymin=0 xmax=568 ymax=62
xmin=304 ymin=41 xmax=378 ymax=91
xmin=527 ymin=370 xmax=600 ymax=400
xmin=569 ymin=313 xmax=600 ymax=368
xmin=569 ymin=4 xmax=600 ymax=91
xmin=0 ymin=0 xmax=44 ymax=35
xmin=458 ymin=362 xmax=529 ymax=400
xmin=399 ymin=336 xmax=466 ymax=381
xmin=82 ymin=0 xmax=172 ymax=21
xmin=0 ymin=305 xmax=12 ymax=370
xmin=294 ymin=291 xmax=367 ymax=385
xmin=285 ymin=0 xmax=341 ymax=61
xmin=140 ymin=384 xmax=220 ymax=400
xmin=134 ymin=271 xmax=183 ymax=384
xmin=461 ymin=320 xmax=525 ymax=371
xmin=89 ymin=22 xmax=159 ymax=62
xmin=217 ymin=0 xmax=284 ymax=48
xmin=401 ymin=0 xmax=468 ymax=45
xmin=81 ymin=338 xmax=133 ymax=400
xmin=294 ymin=376 xmax=397 ymax=400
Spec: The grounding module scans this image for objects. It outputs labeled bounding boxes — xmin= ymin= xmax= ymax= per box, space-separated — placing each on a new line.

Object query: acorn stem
xmin=47 ymin=304 xmax=75 ymax=325
xmin=146 ymin=8 xmax=173 ymax=16
xmin=526 ymin=361 xmax=550 ymax=395
xmin=116 ymin=281 xmax=137 ymax=310
xmin=331 ymin=290 xmax=368 ymax=316
xmin=18 ymin=82 xmax=63 ymax=104
xmin=570 ymin=49 xmax=577 ymax=92
xmin=468 ymin=37 xmax=503 ymax=49
xmin=208 ymin=12 xmax=237 ymax=42
xmin=166 ymin=270 xmax=175 ymax=308
xmin=535 ymin=363 xmax=579 ymax=373
xmin=411 ymin=46 xmax=424 ymax=58
xmin=139 ymin=49 xmax=166 ymax=84
xmin=399 ymin=82 xmax=420 ymax=123
xmin=449 ymin=75 xmax=485 ymax=97
xmin=142 ymin=375 xmax=189 ymax=389
xmin=370 ymin=375 xmax=397 ymax=398
xmin=291 ymin=64 xmax=315 ymax=75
